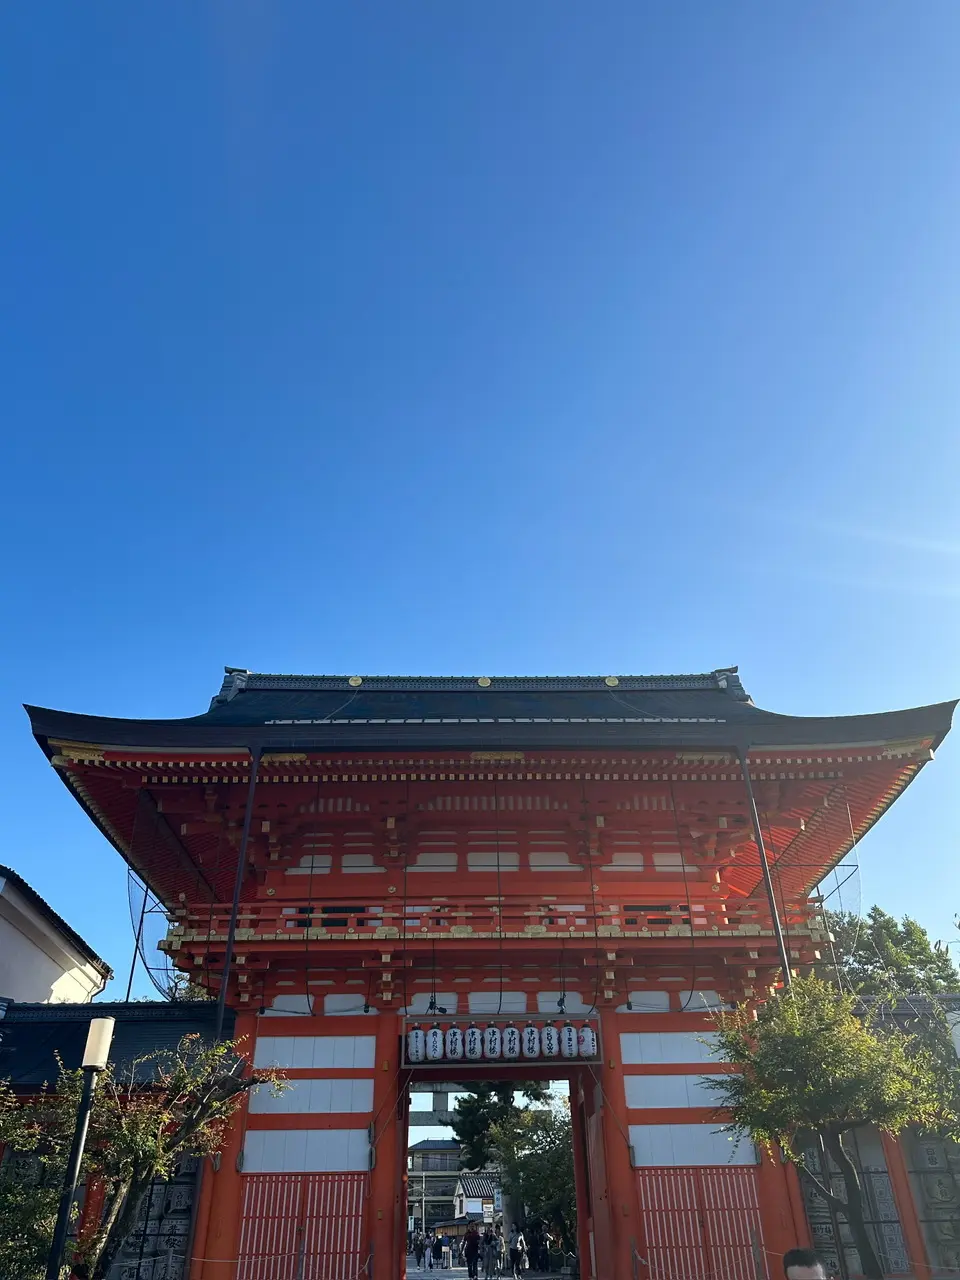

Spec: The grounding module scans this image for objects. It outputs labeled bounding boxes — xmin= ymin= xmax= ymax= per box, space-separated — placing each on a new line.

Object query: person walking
xmin=508 ymin=1225 xmax=527 ymax=1279
xmin=480 ymin=1227 xmax=495 ymax=1279
xmin=413 ymin=1232 xmax=426 ymax=1270
xmin=432 ymin=1232 xmax=444 ymax=1271
xmin=464 ymin=1224 xmax=481 ymax=1280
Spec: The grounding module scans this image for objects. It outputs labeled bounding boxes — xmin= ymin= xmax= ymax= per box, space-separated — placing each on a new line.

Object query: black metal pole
xmin=46 ymin=1067 xmax=98 ymax=1280
xmin=214 ymin=745 xmax=262 ymax=1040
xmin=737 ymin=747 xmax=793 ymax=988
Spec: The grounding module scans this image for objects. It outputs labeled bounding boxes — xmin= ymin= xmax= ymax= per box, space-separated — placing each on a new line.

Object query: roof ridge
xmin=212 ymin=667 xmax=748 ymax=706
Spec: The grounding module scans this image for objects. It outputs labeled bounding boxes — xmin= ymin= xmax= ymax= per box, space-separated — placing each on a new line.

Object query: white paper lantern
xmin=540 ymin=1022 xmax=560 ymax=1058
xmin=483 ymin=1024 xmax=502 ymax=1060
xmin=559 ymin=1021 xmax=579 ymax=1059
xmin=445 ymin=1025 xmax=464 ymax=1060
xmin=522 ymin=1023 xmax=541 ymax=1059
xmin=465 ymin=1023 xmax=484 ymax=1061
xmin=502 ymin=1022 xmax=521 ymax=1060
xmin=425 ymin=1023 xmax=445 ymax=1061
xmin=407 ymin=1024 xmax=426 ymax=1064
xmin=578 ymin=1023 xmax=597 ymax=1058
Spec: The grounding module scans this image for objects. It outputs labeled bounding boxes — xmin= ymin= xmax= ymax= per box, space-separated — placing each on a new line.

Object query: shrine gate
xmin=27 ymin=668 xmax=955 ymax=1280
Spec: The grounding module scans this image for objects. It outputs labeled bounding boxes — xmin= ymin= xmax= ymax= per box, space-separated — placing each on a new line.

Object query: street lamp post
xmin=45 ymin=1017 xmax=115 ymax=1280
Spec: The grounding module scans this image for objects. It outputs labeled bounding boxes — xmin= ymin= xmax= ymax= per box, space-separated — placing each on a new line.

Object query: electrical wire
xmin=580 ymin=780 xmax=603 ymax=1017
xmin=494 ymin=772 xmax=505 ymax=1016
xmin=669 ymin=778 xmax=700 ymax=1013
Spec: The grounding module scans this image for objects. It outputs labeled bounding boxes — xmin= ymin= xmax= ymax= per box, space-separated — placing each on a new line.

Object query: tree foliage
xmin=450 ymin=1082 xmax=550 ymax=1172
xmin=0 ymin=1035 xmax=283 ymax=1280
xmin=824 ymin=906 xmax=958 ymax=1003
xmin=490 ymin=1101 xmax=576 ymax=1253
xmin=710 ymin=975 xmax=960 ymax=1279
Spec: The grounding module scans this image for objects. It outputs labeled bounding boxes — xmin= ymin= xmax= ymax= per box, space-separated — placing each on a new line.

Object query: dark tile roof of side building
xmin=0 ymin=1000 xmax=231 ymax=1087
xmin=0 ymin=865 xmax=112 ymax=979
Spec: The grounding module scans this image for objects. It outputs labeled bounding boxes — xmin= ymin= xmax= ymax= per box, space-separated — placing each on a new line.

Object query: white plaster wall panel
xmin=628 ymin=1123 xmax=756 ymax=1167
xmin=536 ymin=991 xmax=590 ymax=1014
xmin=252 ymin=1035 xmax=376 ymax=1070
xmin=249 ymin=1077 xmax=374 ymax=1115
xmin=529 ymin=851 xmax=577 ymax=871
xmin=468 ymin=991 xmax=527 ymax=1014
xmin=286 ymin=854 xmax=332 ymax=875
xmin=624 ymin=1075 xmax=722 ymax=1110
xmin=651 ymin=851 xmax=697 ymax=873
xmin=615 ymin=990 xmax=671 ymax=1014
xmin=243 ymin=1127 xmax=370 ymax=1173
xmin=341 ymin=853 xmax=384 ymax=874
xmin=678 ymin=990 xmax=728 ymax=1011
xmin=619 ymin=1032 xmax=718 ymax=1065
xmin=261 ymin=994 xmax=315 ymax=1017
xmin=466 ymin=849 xmax=520 ymax=871
xmin=402 ymin=992 xmax=459 ymax=1015
xmin=323 ymin=994 xmax=378 ymax=1016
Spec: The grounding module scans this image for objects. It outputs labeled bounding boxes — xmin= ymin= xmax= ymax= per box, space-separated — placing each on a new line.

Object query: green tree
xmin=490 ymin=1101 xmax=576 ymax=1253
xmin=0 ymin=1035 xmax=283 ymax=1280
xmin=824 ymin=906 xmax=958 ymax=1003
xmin=450 ymin=1082 xmax=550 ymax=1171
xmin=710 ymin=975 xmax=959 ymax=1280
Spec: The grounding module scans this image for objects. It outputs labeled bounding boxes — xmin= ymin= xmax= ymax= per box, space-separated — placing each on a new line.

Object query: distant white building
xmin=0 ymin=865 xmax=111 ymax=1003
xmin=453 ymin=1174 xmax=497 ymax=1225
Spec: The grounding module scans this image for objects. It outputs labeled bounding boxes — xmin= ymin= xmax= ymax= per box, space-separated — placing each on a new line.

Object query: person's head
xmin=784 ymin=1249 xmax=828 ymax=1280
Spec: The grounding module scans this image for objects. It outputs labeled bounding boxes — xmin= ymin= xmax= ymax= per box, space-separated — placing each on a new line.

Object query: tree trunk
xmin=822 ymin=1130 xmax=885 ymax=1280
xmin=88 ymin=1173 xmax=155 ymax=1280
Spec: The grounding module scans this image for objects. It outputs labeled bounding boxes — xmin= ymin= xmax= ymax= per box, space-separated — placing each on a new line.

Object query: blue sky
xmin=1 ymin=3 xmax=958 ymax=998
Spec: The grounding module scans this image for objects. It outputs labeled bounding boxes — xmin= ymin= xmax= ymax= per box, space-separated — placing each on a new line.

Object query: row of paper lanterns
xmin=407 ymin=1021 xmax=597 ymax=1063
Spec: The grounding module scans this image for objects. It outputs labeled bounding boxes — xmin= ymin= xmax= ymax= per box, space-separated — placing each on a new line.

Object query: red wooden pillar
xmin=597 ymin=1010 xmax=643 ymax=1280
xmin=880 ymin=1132 xmax=930 ymax=1279
xmin=188 ymin=1160 xmax=214 ymax=1280
xmin=783 ymin=1159 xmax=813 ymax=1252
xmin=756 ymin=1149 xmax=802 ymax=1264
xmin=369 ymin=1012 xmax=403 ymax=1280
xmin=570 ymin=1078 xmax=595 ymax=1280
xmin=199 ymin=1011 xmax=256 ymax=1280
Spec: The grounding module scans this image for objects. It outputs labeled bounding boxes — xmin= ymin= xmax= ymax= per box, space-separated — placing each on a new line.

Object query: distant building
xmin=453 ymin=1173 xmax=497 ymax=1225
xmin=408 ymin=1138 xmax=461 ymax=1233
xmin=0 ymin=865 xmax=111 ymax=1003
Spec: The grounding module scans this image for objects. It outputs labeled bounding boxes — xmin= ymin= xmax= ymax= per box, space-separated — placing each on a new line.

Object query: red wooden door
xmin=237 ymin=1173 xmax=367 ymax=1280
xmin=635 ymin=1167 xmax=768 ymax=1280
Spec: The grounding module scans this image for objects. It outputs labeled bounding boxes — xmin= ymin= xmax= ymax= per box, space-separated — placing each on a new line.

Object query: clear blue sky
xmin=1 ymin=3 xmax=958 ymax=998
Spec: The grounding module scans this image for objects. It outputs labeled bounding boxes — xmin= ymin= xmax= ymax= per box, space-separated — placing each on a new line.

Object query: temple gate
xmin=27 ymin=668 xmax=955 ymax=1279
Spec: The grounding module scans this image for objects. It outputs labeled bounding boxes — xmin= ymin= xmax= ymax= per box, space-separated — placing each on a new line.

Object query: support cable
xmin=737 ymin=746 xmax=792 ymax=988
xmin=215 ymin=745 xmax=262 ymax=1040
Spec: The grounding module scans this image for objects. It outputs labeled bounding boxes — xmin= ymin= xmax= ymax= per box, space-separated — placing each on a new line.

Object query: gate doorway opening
xmin=404 ymin=1061 xmax=587 ymax=1278
xmin=403 ymin=1054 xmax=771 ymax=1280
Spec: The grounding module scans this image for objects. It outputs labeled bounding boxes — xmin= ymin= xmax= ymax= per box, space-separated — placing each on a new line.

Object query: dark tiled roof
xmin=26 ymin=666 xmax=957 ymax=753
xmin=0 ymin=865 xmax=111 ymax=978
xmin=0 ymin=1000 xmax=231 ymax=1087
xmin=409 ymin=1138 xmax=461 ymax=1151
xmin=458 ymin=1174 xmax=495 ymax=1198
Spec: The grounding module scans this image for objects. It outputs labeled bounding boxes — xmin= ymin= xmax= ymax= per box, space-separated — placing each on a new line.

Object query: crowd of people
xmin=409 ymin=1222 xmax=544 ymax=1277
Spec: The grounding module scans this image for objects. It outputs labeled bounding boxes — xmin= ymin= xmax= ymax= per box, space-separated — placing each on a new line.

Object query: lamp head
xmin=82 ymin=1017 xmax=115 ymax=1070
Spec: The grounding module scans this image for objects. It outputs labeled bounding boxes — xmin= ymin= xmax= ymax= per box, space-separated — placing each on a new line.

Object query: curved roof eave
xmin=25 ymin=698 xmax=958 ymax=756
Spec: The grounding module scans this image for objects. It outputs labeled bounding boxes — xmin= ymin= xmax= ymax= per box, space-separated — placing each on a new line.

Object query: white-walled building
xmin=0 ymin=865 xmax=111 ymax=1003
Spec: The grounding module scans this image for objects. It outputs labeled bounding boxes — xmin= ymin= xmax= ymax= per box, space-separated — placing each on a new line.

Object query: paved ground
xmin=405 ymin=1260 xmax=556 ymax=1279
